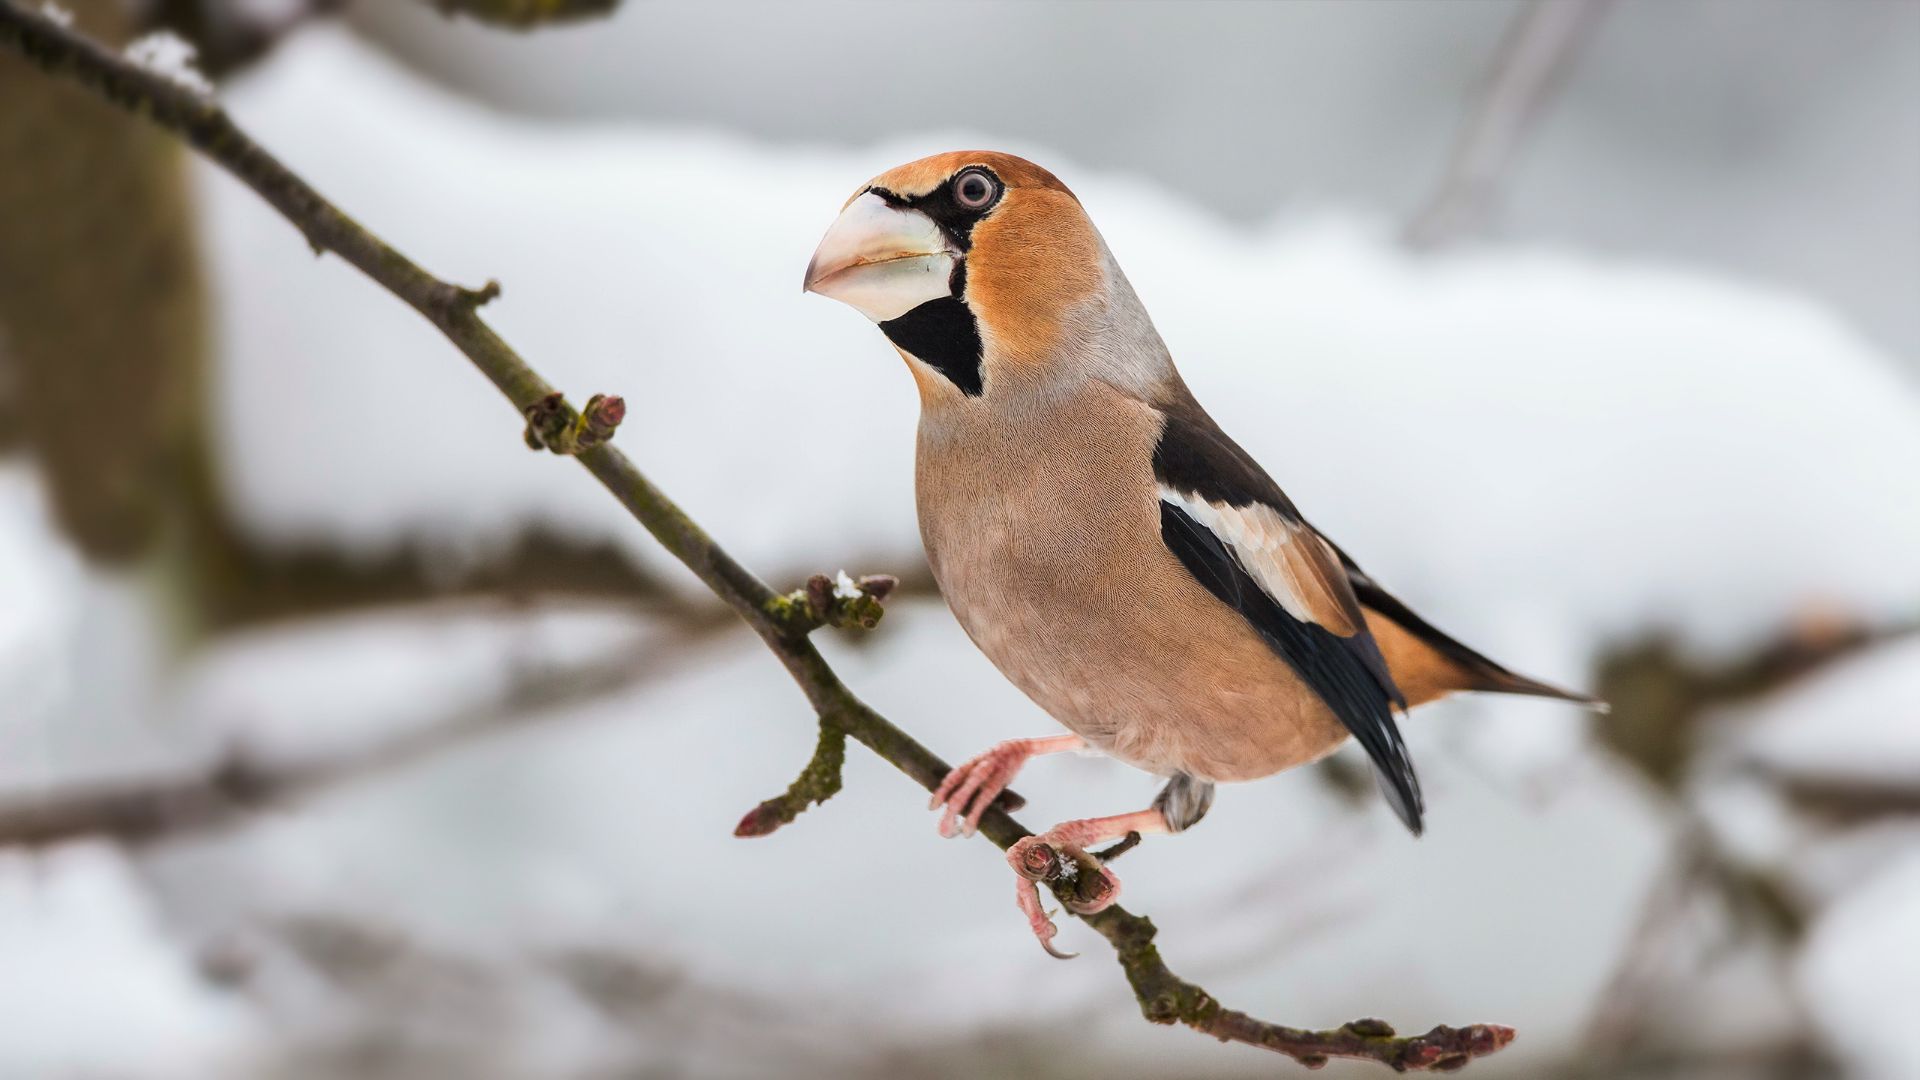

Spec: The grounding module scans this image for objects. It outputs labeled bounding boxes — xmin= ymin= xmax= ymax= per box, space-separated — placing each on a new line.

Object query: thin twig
xmin=1404 ymin=0 xmax=1613 ymax=249
xmin=732 ymin=720 xmax=847 ymax=838
xmin=0 ymin=4 xmax=1514 ymax=1068
xmin=0 ymin=610 xmax=723 ymax=848
xmin=425 ymin=0 xmax=621 ymax=30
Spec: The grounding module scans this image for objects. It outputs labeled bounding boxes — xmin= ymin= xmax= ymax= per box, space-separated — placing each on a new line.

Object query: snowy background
xmin=1 ymin=2 xmax=1917 ymax=1078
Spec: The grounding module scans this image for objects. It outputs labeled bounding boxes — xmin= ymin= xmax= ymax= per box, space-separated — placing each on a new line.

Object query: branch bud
xmin=576 ymin=393 xmax=626 ymax=450
xmin=522 ymin=390 xmax=624 ymax=454
xmin=771 ymin=570 xmax=899 ymax=633
xmin=733 ymin=800 xmax=786 ymax=838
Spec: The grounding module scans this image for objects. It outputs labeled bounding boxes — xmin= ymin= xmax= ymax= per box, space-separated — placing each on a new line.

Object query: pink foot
xmin=930 ymin=734 xmax=1082 ymax=838
xmin=1003 ymin=809 xmax=1169 ymax=956
xmin=1009 ymin=834 xmax=1123 ymax=915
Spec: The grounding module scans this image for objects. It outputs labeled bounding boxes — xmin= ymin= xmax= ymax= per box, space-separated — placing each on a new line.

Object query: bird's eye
xmin=952 ymin=168 xmax=1001 ymax=211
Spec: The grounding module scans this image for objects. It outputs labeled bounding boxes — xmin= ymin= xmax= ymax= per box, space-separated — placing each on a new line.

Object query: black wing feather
xmin=1151 ymin=388 xmax=1422 ymax=834
xmin=1160 ymin=501 xmax=1425 ymax=834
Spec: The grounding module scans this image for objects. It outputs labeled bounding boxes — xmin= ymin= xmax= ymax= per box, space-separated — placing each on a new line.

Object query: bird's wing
xmin=1152 ymin=401 xmax=1424 ymax=834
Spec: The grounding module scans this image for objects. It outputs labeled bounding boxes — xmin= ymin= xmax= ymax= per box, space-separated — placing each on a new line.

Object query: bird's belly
xmin=922 ymin=487 xmax=1349 ymax=784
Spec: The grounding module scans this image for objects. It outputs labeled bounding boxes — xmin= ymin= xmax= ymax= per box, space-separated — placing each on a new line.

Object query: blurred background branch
xmin=421 ymin=0 xmax=621 ymax=31
xmin=0 ymin=606 xmax=724 ymax=849
xmin=128 ymin=0 xmax=622 ymax=78
xmin=1406 ymin=0 xmax=1614 ymax=248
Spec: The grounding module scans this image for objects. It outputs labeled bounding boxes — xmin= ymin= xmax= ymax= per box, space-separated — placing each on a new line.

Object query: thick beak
xmin=803 ymin=191 xmax=959 ymax=322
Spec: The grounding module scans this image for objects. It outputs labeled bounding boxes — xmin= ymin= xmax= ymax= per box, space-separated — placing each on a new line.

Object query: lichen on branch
xmin=733 ymin=720 xmax=847 ymax=838
xmin=764 ymin=571 xmax=898 ymax=635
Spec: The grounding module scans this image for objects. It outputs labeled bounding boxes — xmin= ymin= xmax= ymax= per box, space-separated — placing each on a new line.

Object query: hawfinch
xmin=803 ymin=152 xmax=1596 ymax=954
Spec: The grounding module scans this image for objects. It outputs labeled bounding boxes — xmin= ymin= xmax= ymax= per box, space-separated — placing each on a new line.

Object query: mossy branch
xmin=0 ymin=4 xmax=1514 ymax=1069
xmin=732 ymin=720 xmax=847 ymax=838
xmin=524 ymin=390 xmax=626 ymax=454
xmin=0 ymin=631 xmax=717 ymax=848
xmin=763 ymin=571 xmax=899 ymax=635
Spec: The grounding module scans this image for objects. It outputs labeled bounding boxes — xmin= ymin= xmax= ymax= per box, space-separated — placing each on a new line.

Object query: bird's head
xmin=803 ymin=151 xmax=1127 ymax=403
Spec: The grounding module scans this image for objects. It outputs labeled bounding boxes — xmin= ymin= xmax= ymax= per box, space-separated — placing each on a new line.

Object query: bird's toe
xmin=1014 ymin=877 xmax=1076 ymax=960
xmin=932 ymin=745 xmax=1021 ymax=837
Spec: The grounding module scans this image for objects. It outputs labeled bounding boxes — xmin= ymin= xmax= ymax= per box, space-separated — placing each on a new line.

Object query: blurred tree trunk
xmin=0 ymin=0 xmax=205 ymax=563
xmin=0 ymin=0 xmax=657 ymax=628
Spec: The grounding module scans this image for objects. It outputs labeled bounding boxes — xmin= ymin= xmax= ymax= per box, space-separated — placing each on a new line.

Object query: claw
xmin=1037 ymin=904 xmax=1077 ymax=959
xmin=1000 ymin=807 xmax=1167 ymax=955
xmin=1039 ymin=938 xmax=1079 ymax=961
xmin=929 ymin=767 xmax=962 ymax=811
xmin=1015 ymin=877 xmax=1076 ymax=958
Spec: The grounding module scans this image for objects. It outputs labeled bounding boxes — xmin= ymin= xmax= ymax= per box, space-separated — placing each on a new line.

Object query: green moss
xmin=733 ymin=722 xmax=847 ymax=837
xmin=762 ymin=590 xmax=809 ymax=628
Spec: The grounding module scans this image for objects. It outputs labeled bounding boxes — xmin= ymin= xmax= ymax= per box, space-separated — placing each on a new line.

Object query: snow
xmin=124 ymin=30 xmax=215 ymax=97
xmin=1689 ymin=639 xmax=1920 ymax=913
xmin=140 ymin=597 xmax=1666 ymax=1077
xmin=177 ymin=597 xmax=668 ymax=766
xmin=0 ymin=466 xmax=189 ymax=792
xmin=0 ymin=466 xmax=83 ymax=776
xmin=1715 ymin=636 xmax=1920 ymax=785
xmin=197 ymin=26 xmax=1920 ymax=677
xmin=1799 ymin=851 xmax=1920 ymax=1080
xmin=0 ymin=844 xmax=259 ymax=1077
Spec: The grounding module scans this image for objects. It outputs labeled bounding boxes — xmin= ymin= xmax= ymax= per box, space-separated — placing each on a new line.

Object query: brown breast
xmin=914 ymin=379 xmax=1350 ymax=782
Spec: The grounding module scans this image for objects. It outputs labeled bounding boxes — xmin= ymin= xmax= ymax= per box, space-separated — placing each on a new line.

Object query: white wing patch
xmin=1158 ymin=486 xmax=1364 ymax=638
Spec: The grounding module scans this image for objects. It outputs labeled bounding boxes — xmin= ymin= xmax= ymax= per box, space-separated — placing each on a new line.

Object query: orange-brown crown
xmin=861 ymin=153 xmax=1106 ymax=379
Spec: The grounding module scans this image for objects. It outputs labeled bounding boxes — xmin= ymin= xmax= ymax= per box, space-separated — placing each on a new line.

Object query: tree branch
xmin=0 ymin=4 xmax=1512 ymax=1069
xmin=420 ymin=0 xmax=621 ymax=30
xmin=731 ymin=720 xmax=847 ymax=839
xmin=0 ymin=606 xmax=722 ymax=848
xmin=1404 ymin=0 xmax=1613 ymax=249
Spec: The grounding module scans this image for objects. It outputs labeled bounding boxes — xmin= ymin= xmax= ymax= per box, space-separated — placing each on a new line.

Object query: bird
xmin=802 ymin=151 xmax=1598 ymax=955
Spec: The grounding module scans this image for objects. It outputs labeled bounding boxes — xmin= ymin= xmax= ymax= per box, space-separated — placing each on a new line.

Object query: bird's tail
xmin=1348 ymin=574 xmax=1609 ymax=712
xmin=1470 ymin=667 xmax=1610 ymax=713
